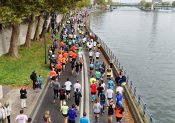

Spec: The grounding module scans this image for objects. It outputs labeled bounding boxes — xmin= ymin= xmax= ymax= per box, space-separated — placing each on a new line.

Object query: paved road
xmin=83 ymin=47 xmax=123 ymax=123
xmin=33 ymin=62 xmax=83 ymax=123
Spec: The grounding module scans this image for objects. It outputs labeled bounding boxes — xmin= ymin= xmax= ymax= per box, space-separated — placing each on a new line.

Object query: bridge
xmin=110 ymin=1 xmax=173 ymax=10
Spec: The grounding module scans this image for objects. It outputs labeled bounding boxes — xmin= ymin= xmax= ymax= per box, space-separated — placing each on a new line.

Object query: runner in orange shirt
xmin=61 ymin=57 xmax=67 ymax=70
xmin=69 ymin=50 xmax=73 ymax=62
xmin=71 ymin=45 xmax=76 ymax=52
xmin=59 ymin=40 xmax=64 ymax=48
xmin=72 ymin=51 xmax=77 ymax=63
xmin=63 ymin=51 xmax=69 ymax=63
xmin=49 ymin=68 xmax=57 ymax=87
xmin=57 ymin=56 xmax=62 ymax=63
xmin=55 ymin=62 xmax=62 ymax=78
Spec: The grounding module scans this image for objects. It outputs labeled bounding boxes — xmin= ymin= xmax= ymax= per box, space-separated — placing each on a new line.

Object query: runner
xmin=106 ymin=87 xmax=114 ymax=106
xmin=68 ymin=104 xmax=77 ymax=123
xmin=97 ymin=83 xmax=104 ymax=97
xmin=60 ymin=101 xmax=69 ymax=123
xmin=74 ymin=88 xmax=82 ymax=110
xmin=74 ymin=80 xmax=81 ymax=92
xmin=80 ymin=112 xmax=89 ymax=123
xmin=78 ymin=58 xmax=83 ymax=71
xmin=43 ymin=110 xmax=51 ymax=123
xmin=89 ymin=61 xmax=94 ymax=76
xmin=93 ymin=99 xmax=101 ymax=123
xmin=95 ymin=50 xmax=100 ymax=60
xmin=55 ymin=62 xmax=62 ymax=78
xmin=95 ymin=70 xmax=101 ymax=83
xmin=108 ymin=99 xmax=115 ymax=123
xmin=59 ymin=85 xmax=66 ymax=107
xmin=116 ymin=85 xmax=124 ymax=95
xmin=53 ymin=78 xmax=60 ymax=103
xmin=49 ymin=68 xmax=57 ymax=87
xmin=115 ymin=91 xmax=123 ymax=107
xmin=107 ymin=78 xmax=115 ymax=90
xmin=116 ymin=101 xmax=124 ymax=123
xmin=90 ymin=75 xmax=96 ymax=85
xmin=90 ymin=81 xmax=97 ymax=102
xmin=99 ymin=91 xmax=106 ymax=115
xmin=75 ymin=61 xmax=80 ymax=76
xmin=106 ymin=67 xmax=112 ymax=79
xmin=64 ymin=78 xmax=72 ymax=100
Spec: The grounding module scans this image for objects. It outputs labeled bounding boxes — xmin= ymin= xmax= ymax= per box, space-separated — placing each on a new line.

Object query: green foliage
xmin=76 ymin=0 xmax=90 ymax=8
xmin=0 ymin=33 xmax=53 ymax=86
xmin=95 ymin=0 xmax=106 ymax=5
xmin=140 ymin=0 xmax=146 ymax=6
xmin=172 ymin=1 xmax=175 ymax=7
xmin=162 ymin=2 xmax=170 ymax=7
xmin=144 ymin=2 xmax=152 ymax=8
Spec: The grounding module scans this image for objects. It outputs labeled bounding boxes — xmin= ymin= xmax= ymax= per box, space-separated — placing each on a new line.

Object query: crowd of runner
xmin=42 ymin=9 xmax=127 ymax=123
xmin=45 ymin=10 xmax=89 ymax=123
xmin=0 ymin=9 xmax=129 ymax=123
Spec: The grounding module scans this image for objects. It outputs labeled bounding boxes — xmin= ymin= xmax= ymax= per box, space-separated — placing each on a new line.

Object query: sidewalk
xmin=0 ymin=85 xmax=43 ymax=121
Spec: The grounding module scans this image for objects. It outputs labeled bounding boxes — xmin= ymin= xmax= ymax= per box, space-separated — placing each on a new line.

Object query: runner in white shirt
xmin=106 ymin=87 xmax=114 ymax=106
xmin=93 ymin=41 xmax=97 ymax=50
xmin=78 ymin=51 xmax=83 ymax=59
xmin=101 ymin=80 xmax=106 ymax=91
xmin=95 ymin=51 xmax=100 ymax=60
xmin=74 ymin=80 xmax=81 ymax=92
xmin=15 ymin=110 xmax=28 ymax=123
xmin=89 ymin=50 xmax=93 ymax=59
xmin=87 ymin=42 xmax=93 ymax=51
xmin=64 ymin=78 xmax=72 ymax=100
xmin=82 ymin=37 xmax=86 ymax=46
xmin=116 ymin=86 xmax=124 ymax=95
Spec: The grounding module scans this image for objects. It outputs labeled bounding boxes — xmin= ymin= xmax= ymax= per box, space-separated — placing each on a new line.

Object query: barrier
xmin=85 ymin=16 xmax=156 ymax=123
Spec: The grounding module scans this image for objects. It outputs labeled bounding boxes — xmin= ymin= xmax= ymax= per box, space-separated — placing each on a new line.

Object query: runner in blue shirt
xmin=107 ymin=78 xmax=115 ymax=90
xmin=68 ymin=104 xmax=77 ymax=123
xmin=80 ymin=112 xmax=89 ymax=123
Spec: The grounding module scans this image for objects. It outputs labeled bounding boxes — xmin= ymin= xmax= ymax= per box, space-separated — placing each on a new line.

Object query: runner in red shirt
xmin=91 ymin=80 xmax=97 ymax=102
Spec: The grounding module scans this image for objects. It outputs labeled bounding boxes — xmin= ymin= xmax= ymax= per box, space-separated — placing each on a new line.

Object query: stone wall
xmin=0 ymin=14 xmax=63 ymax=56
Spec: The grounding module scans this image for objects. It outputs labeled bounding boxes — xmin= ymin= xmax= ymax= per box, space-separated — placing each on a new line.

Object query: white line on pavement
xmin=83 ymin=51 xmax=90 ymax=122
xmin=80 ymin=60 xmax=84 ymax=117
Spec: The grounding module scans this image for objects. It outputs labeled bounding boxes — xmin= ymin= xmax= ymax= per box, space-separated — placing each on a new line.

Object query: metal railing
xmin=86 ymin=18 xmax=156 ymax=123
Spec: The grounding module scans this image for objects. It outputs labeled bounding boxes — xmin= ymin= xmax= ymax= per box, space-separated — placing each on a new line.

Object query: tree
xmin=25 ymin=0 xmax=45 ymax=47
xmin=172 ymin=1 xmax=175 ymax=7
xmin=144 ymin=2 xmax=152 ymax=8
xmin=0 ymin=1 xmax=27 ymax=57
xmin=140 ymin=0 xmax=146 ymax=6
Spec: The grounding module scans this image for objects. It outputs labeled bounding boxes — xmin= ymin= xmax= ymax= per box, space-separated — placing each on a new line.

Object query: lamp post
xmin=44 ymin=26 xmax=47 ymax=64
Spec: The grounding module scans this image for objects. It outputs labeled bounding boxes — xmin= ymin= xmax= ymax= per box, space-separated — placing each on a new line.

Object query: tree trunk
xmin=40 ymin=13 xmax=50 ymax=41
xmin=24 ymin=14 xmax=35 ymax=47
xmin=33 ymin=15 xmax=42 ymax=41
xmin=8 ymin=23 xmax=20 ymax=57
xmin=47 ymin=22 xmax=51 ymax=33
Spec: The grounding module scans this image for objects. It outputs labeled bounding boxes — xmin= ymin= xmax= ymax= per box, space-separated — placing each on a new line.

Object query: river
xmin=89 ymin=7 xmax=175 ymax=123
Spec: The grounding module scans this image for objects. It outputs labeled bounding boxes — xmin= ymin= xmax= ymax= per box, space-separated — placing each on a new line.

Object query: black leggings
xmin=68 ymin=120 xmax=75 ymax=123
xmin=54 ymin=89 xmax=59 ymax=99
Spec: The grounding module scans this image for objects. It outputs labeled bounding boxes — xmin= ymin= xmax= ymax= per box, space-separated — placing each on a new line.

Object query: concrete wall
xmin=0 ymin=14 xmax=63 ymax=56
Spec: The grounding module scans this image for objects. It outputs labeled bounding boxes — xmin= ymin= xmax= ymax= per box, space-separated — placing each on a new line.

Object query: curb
xmin=29 ymin=75 xmax=49 ymax=118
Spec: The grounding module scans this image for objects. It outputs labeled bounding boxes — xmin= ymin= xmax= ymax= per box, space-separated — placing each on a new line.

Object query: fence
xmin=86 ymin=17 xmax=156 ymax=123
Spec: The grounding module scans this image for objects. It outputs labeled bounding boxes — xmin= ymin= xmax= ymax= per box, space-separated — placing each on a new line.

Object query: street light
xmin=44 ymin=26 xmax=47 ymax=64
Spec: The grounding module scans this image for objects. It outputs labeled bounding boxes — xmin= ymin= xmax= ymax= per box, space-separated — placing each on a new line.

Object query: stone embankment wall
xmin=0 ymin=14 xmax=63 ymax=56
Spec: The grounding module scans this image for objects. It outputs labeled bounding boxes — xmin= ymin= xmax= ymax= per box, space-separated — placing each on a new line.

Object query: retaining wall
xmin=0 ymin=14 xmax=63 ymax=56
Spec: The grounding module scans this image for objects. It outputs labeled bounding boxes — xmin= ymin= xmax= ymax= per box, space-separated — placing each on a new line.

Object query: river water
xmin=90 ymin=7 xmax=175 ymax=123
